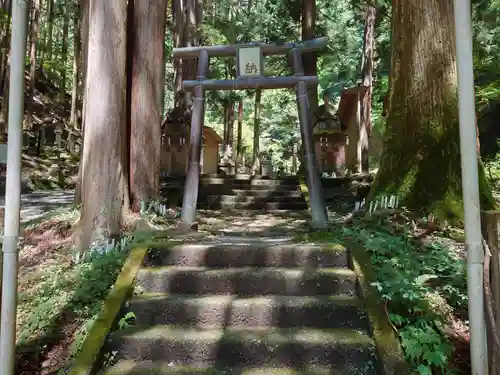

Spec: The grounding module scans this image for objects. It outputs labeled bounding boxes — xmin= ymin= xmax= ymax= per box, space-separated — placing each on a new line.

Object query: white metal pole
xmin=0 ymin=0 xmax=29 ymax=373
xmin=453 ymin=0 xmax=489 ymax=374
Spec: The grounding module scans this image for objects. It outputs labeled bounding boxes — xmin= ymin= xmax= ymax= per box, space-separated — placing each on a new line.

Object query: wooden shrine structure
xmin=173 ymin=37 xmax=329 ymax=229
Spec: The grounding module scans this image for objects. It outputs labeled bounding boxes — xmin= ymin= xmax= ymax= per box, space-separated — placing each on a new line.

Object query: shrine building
xmin=160 ymin=121 xmax=223 ymax=176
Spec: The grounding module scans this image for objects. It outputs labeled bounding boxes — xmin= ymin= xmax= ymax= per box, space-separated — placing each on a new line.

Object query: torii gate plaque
xmin=173 ymin=37 xmax=329 ymax=230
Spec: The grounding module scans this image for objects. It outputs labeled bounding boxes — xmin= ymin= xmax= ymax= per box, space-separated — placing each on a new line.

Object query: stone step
xmin=199 ymin=178 xmax=299 ymax=187
xmin=203 ymin=195 xmax=305 ymax=204
xmin=107 ymin=326 xmax=377 ymax=371
xmin=143 ymin=243 xmax=348 ymax=269
xmin=103 ymin=360 xmax=365 ymax=375
xmin=197 ymin=201 xmax=308 ymax=210
xmin=199 ymin=184 xmax=302 ymax=194
xmin=135 ymin=267 xmax=357 ymax=296
xmin=126 ymin=294 xmax=367 ymax=330
xmin=204 ymin=189 xmax=304 ymax=198
xmin=201 ymin=174 xmax=300 ymax=181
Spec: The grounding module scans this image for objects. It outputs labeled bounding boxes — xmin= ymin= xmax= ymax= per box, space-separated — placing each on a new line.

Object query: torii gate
xmin=173 ymin=37 xmax=330 ymax=230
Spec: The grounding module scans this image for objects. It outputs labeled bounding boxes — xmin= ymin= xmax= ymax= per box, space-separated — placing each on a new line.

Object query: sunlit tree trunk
xmin=74 ymin=0 xmax=89 ymax=205
xmin=60 ymin=0 xmax=70 ymax=99
xmin=128 ymin=0 xmax=168 ymax=211
xmin=78 ymin=0 xmax=128 ymax=252
xmin=68 ymin=0 xmax=82 ymax=153
xmin=370 ymin=0 xmax=495 ymax=219
xmin=0 ymin=0 xmax=11 ymax=136
xmin=358 ymin=3 xmax=376 ymax=173
xmin=45 ymin=0 xmax=53 ymax=71
xmin=172 ymin=0 xmax=184 ymax=109
xmin=252 ymin=89 xmax=261 ymax=173
xmin=236 ymin=97 xmax=243 ymax=164
xmin=0 ymin=0 xmax=11 ymax=92
xmin=301 ymin=0 xmax=317 ymax=116
xmin=25 ymin=0 xmax=41 ymax=130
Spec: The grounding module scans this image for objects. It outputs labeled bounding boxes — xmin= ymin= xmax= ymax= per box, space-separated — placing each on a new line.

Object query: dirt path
xmin=0 ymin=189 xmax=74 ymax=224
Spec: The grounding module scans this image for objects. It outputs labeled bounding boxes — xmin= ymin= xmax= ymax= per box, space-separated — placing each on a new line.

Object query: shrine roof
xmin=162 ymin=123 xmax=223 ymax=144
xmin=203 ymin=126 xmax=223 ymax=144
xmin=337 ymin=85 xmax=369 ymax=124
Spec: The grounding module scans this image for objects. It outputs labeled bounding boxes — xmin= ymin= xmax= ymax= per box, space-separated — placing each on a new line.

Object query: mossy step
xmin=212 ymin=189 xmax=304 ymax=197
xmin=107 ymin=326 xmax=377 ymax=370
xmin=102 ymin=360 xmax=370 ymax=375
xmin=135 ymin=267 xmax=357 ymax=296
xmin=203 ymin=195 xmax=305 ymax=204
xmin=126 ymin=294 xmax=367 ymax=330
xmin=198 ymin=201 xmax=308 ymax=210
xmin=144 ymin=243 xmax=348 ymax=269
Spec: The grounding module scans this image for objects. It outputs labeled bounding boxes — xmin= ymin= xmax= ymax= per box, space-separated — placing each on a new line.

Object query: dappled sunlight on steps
xmin=100 ymin=213 xmax=380 ymax=375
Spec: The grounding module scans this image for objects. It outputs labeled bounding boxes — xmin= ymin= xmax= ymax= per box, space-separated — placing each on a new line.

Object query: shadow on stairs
xmin=96 ymin=215 xmax=381 ymax=375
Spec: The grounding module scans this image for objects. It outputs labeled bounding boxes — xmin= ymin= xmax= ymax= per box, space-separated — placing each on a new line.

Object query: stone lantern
xmin=54 ymin=123 xmax=63 ymax=148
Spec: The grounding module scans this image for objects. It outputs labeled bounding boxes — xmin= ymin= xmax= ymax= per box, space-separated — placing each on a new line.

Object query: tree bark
xmin=172 ymin=0 xmax=185 ymax=108
xmin=301 ymin=0 xmax=317 ymax=116
xmin=128 ymin=0 xmax=168 ymax=211
xmin=370 ymin=0 xmax=495 ymax=220
xmin=74 ymin=0 xmax=89 ymax=205
xmin=25 ymin=0 xmax=41 ymax=130
xmin=0 ymin=0 xmax=11 ymax=93
xmin=78 ymin=0 xmax=128 ymax=252
xmin=60 ymin=0 xmax=70 ymax=99
xmin=46 ymin=0 xmax=53 ymax=69
xmin=0 ymin=0 xmax=11 ymax=135
xmin=68 ymin=0 xmax=82 ymax=153
xmin=236 ymin=97 xmax=243 ymax=164
xmin=252 ymin=89 xmax=261 ymax=173
xmin=358 ymin=3 xmax=376 ymax=173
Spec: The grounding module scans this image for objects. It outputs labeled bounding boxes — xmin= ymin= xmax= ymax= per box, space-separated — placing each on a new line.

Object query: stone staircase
xmin=101 ymin=232 xmax=380 ymax=374
xmin=161 ymin=175 xmax=308 ymax=210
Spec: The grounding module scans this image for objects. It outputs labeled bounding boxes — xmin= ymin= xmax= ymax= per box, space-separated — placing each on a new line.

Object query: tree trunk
xmin=0 ymin=0 xmax=11 ymax=135
xmin=358 ymin=3 xmax=376 ymax=173
xmin=370 ymin=0 xmax=496 ymax=220
xmin=228 ymin=101 xmax=235 ymax=149
xmin=68 ymin=0 xmax=82 ymax=153
xmin=236 ymin=97 xmax=243 ymax=164
xmin=301 ymin=0 xmax=317 ymax=116
xmin=78 ymin=0 xmax=128 ymax=252
xmin=223 ymin=100 xmax=229 ymax=145
xmin=25 ymin=0 xmax=41 ymax=130
xmin=46 ymin=0 xmax=53 ymax=70
xmin=182 ymin=0 xmax=199 ymax=109
xmin=74 ymin=0 xmax=89 ymax=205
xmin=60 ymin=0 xmax=69 ymax=99
xmin=172 ymin=0 xmax=184 ymax=108
xmin=128 ymin=0 xmax=167 ymax=211
xmin=0 ymin=0 xmax=11 ymax=93
xmin=252 ymin=89 xmax=261 ymax=173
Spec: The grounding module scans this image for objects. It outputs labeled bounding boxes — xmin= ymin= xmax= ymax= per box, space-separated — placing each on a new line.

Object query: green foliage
xmin=305 ymin=216 xmax=467 ymax=374
xmin=18 ymin=248 xmax=129 ymax=359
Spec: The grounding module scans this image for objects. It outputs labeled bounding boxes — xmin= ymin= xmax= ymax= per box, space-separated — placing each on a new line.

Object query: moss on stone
xmin=325 ymin=242 xmax=412 ymax=375
xmin=298 ymin=176 xmax=310 ymax=207
xmin=68 ymin=246 xmax=148 ymax=375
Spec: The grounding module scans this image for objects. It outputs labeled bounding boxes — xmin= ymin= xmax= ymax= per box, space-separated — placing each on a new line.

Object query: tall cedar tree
xmin=370 ymin=0 xmax=496 ymax=220
xmin=79 ymin=0 xmax=128 ymax=251
xmin=128 ymin=0 xmax=167 ymax=211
